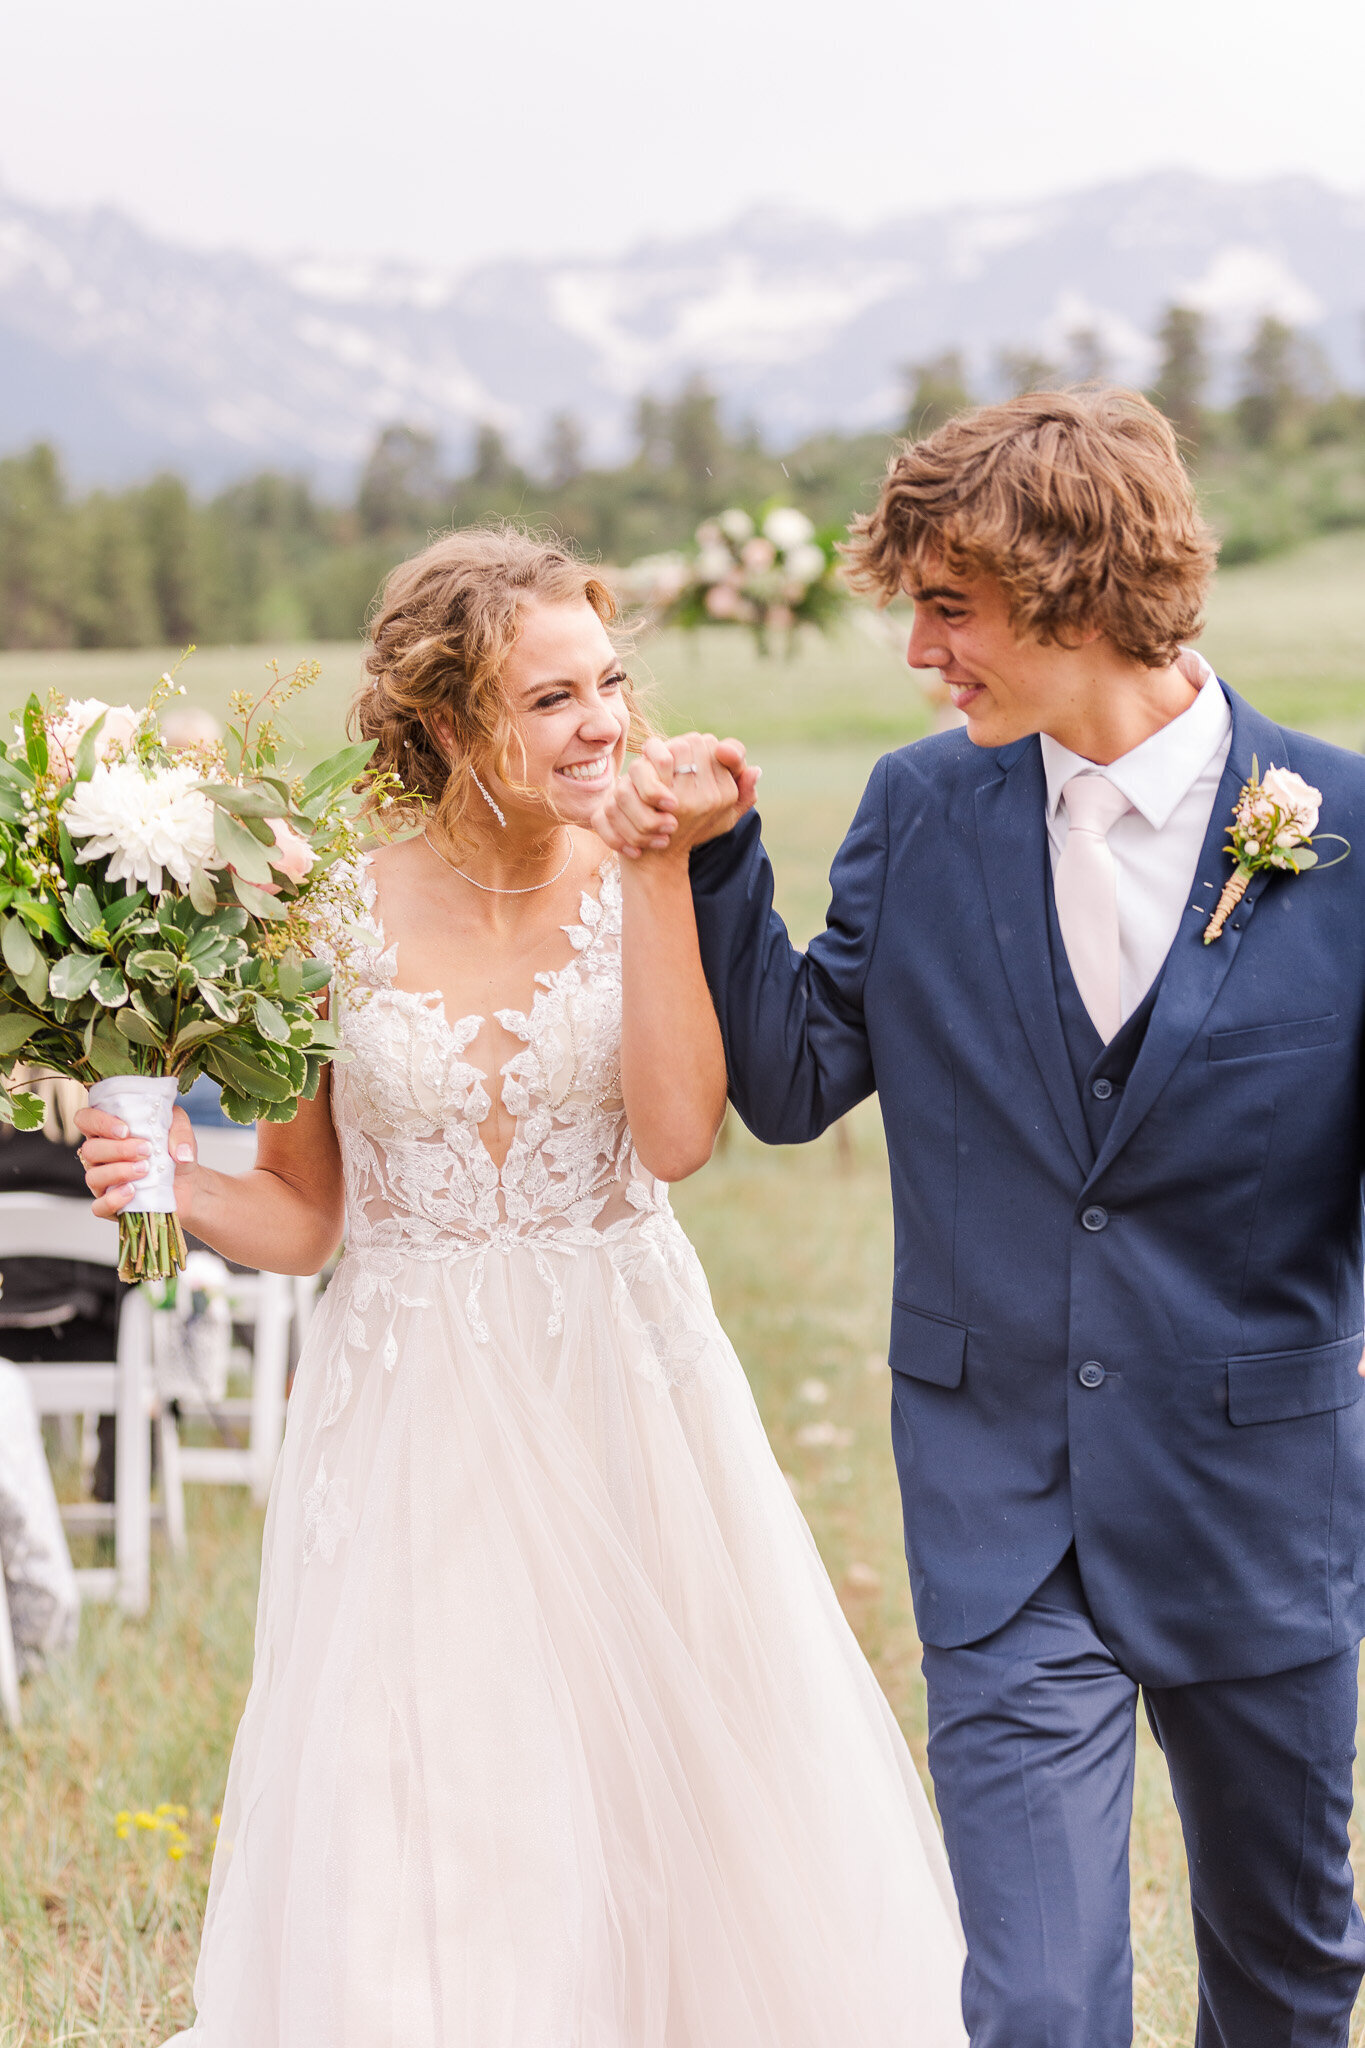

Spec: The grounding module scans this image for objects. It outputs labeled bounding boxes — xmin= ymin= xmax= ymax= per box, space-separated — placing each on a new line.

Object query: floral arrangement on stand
xmin=0 ymin=660 xmax=402 ymax=1280
xmin=620 ymin=506 xmax=846 ymax=652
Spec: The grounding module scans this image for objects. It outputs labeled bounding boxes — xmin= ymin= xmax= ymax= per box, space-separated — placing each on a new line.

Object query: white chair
xmin=162 ymin=1125 xmax=317 ymax=1513
xmin=0 ymin=1195 xmax=163 ymax=1615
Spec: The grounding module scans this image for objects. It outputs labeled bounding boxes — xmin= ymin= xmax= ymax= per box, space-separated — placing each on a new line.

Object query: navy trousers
xmin=921 ymin=1552 xmax=1365 ymax=2046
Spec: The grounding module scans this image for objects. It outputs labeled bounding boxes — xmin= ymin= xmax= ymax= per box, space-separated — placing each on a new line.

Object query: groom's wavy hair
xmin=353 ymin=525 xmax=652 ymax=855
xmin=843 ymin=387 xmax=1218 ymax=668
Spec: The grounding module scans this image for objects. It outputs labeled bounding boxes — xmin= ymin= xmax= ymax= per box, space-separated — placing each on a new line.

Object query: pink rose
xmin=266 ymin=817 xmax=315 ymax=885
xmin=49 ymin=699 xmax=140 ymax=777
xmin=1259 ymin=766 xmax=1321 ymax=838
xmin=740 ymin=536 xmax=776 ymax=572
xmin=705 ymin=584 xmax=742 ymax=620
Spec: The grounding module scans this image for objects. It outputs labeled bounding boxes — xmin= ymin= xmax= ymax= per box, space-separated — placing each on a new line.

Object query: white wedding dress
xmin=174 ymin=856 xmax=966 ymax=2048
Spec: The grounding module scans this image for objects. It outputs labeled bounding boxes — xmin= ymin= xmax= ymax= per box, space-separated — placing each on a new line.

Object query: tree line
xmin=3 ymin=306 xmax=1364 ymax=652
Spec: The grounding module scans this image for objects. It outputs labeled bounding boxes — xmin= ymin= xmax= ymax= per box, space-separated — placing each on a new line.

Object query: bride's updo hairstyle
xmin=354 ymin=525 xmax=650 ymax=854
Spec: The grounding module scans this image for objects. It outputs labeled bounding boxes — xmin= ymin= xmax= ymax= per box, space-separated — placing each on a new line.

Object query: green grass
xmin=4 ymin=531 xmax=1365 ymax=2041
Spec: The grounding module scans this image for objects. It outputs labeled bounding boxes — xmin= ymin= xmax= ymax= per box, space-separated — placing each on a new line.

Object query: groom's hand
xmin=593 ymin=734 xmax=760 ymax=860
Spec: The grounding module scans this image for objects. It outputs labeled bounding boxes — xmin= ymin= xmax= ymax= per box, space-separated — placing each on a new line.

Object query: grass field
xmin=2 ymin=532 xmax=1365 ymax=2042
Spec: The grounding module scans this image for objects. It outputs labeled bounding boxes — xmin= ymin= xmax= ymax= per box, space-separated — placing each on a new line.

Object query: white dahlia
xmin=783 ymin=541 xmax=829 ymax=586
xmin=65 ymin=760 xmax=218 ymax=896
xmin=763 ymin=507 xmax=815 ymax=551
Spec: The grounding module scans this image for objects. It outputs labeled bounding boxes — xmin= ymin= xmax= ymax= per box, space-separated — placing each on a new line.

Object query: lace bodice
xmin=328 ymin=856 xmax=672 ymax=1290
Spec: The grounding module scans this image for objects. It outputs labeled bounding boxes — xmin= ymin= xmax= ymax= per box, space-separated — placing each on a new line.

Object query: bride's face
xmin=492 ymin=599 xmax=631 ymax=825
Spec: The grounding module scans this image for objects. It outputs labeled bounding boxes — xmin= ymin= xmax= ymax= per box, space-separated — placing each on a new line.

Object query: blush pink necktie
xmin=1054 ymin=773 xmax=1133 ymax=1044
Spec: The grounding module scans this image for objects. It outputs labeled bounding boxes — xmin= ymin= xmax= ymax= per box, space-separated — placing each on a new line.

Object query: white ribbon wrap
xmin=86 ymin=1075 xmax=180 ymax=1213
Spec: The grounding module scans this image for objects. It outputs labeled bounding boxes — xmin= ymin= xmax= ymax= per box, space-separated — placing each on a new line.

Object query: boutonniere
xmin=1203 ymin=758 xmax=1349 ymax=944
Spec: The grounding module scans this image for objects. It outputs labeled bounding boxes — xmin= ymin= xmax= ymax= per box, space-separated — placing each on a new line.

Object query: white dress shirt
xmin=1040 ymin=651 xmax=1231 ymax=1025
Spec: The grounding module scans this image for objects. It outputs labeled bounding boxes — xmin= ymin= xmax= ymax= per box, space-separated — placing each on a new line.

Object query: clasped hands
xmin=592 ymin=734 xmax=760 ymax=861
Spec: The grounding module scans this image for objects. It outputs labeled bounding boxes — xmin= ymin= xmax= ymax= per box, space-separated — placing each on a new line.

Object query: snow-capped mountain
xmin=1 ymin=170 xmax=1361 ymax=489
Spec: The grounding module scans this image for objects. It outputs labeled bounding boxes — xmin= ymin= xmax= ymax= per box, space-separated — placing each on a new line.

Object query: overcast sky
xmin=1 ymin=0 xmax=1362 ymax=269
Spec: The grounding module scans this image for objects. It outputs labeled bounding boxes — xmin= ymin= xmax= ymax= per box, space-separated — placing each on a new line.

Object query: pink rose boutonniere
xmin=1203 ymin=758 xmax=1349 ymax=943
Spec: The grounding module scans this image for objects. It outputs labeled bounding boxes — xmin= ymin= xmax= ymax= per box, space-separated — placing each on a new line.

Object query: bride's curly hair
xmin=352 ymin=525 xmax=652 ymax=855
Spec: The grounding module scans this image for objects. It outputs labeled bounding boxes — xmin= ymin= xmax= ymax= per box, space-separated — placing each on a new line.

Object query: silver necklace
xmin=426 ymin=828 xmax=574 ymax=895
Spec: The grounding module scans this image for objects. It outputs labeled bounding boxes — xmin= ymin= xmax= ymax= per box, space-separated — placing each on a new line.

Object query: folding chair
xmin=159 ymin=1126 xmax=317 ymax=1517
xmin=0 ymin=1195 xmax=161 ymax=1614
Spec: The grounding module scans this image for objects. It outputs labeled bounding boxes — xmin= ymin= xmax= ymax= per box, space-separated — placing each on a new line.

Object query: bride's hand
xmin=593 ymin=735 xmax=760 ymax=860
xmin=74 ymin=1102 xmax=200 ymax=1221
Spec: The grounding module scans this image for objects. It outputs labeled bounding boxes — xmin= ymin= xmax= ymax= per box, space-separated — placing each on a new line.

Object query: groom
xmin=599 ymin=388 xmax=1365 ymax=2045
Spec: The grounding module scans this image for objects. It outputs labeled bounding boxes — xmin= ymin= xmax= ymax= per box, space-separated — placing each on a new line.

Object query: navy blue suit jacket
xmin=690 ymin=684 xmax=1365 ymax=1686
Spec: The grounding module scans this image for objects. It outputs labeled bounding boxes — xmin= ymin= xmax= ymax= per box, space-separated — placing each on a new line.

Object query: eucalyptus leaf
xmin=188 ymin=863 xmax=219 ymax=916
xmin=298 ymin=741 xmax=374 ymax=808
xmin=215 ymin=810 xmax=275 ymax=887
xmin=87 ymin=1023 xmax=138 ymax=1077
xmin=230 ymin=873 xmax=288 ymax=921
xmin=206 ymin=1044 xmax=295 ymax=1102
xmin=0 ymin=1014 xmax=36 ymax=1057
xmin=197 ymin=783 xmax=282 ymax=821
xmin=1 ymin=916 xmax=38 ymax=980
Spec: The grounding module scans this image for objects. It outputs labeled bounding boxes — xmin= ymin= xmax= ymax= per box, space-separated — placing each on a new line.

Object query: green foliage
xmin=0 ymin=662 xmax=398 ymax=1135
xmin=1152 ymin=306 xmax=1209 ymax=450
xmin=6 ymin=317 xmax=1365 ymax=657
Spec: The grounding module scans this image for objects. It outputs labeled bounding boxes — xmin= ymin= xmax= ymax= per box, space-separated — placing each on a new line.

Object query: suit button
xmin=1091 ymin=1078 xmax=1113 ymax=1101
xmin=1078 ymin=1361 xmax=1106 ymax=1388
xmin=1081 ymin=1205 xmax=1109 ymax=1231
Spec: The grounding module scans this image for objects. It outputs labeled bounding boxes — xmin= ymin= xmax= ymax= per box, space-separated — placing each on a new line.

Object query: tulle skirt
xmin=175 ymin=1218 xmax=966 ymax=2046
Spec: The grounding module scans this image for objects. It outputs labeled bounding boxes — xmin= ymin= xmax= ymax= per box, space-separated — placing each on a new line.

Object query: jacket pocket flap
xmin=890 ymin=1301 xmax=967 ymax=1389
xmin=1226 ymin=1332 xmax=1365 ymax=1425
xmin=1208 ymin=1014 xmax=1338 ymax=1061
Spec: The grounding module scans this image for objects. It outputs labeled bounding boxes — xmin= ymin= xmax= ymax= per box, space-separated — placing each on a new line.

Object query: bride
xmin=76 ymin=528 xmax=965 ymax=2047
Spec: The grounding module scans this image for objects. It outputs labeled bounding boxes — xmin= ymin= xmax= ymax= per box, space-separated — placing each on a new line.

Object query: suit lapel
xmin=975 ymin=742 xmax=1092 ymax=1175
xmin=1087 ymin=685 xmax=1285 ymax=1185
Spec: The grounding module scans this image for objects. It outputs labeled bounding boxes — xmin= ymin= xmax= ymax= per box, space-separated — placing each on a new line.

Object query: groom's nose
xmin=907 ymin=617 xmax=951 ymax=670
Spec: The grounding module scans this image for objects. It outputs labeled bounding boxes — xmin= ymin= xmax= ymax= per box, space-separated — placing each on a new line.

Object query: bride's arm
xmin=75 ymin=1073 xmax=345 ymax=1277
xmin=608 ymin=739 xmax=745 ymax=1183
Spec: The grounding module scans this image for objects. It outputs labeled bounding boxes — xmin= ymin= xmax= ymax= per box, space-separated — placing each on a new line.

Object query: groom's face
xmin=905 ymin=566 xmax=1082 ymax=748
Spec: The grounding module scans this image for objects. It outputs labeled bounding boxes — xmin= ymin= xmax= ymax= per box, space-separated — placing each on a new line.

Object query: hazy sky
xmin=2 ymin=0 xmax=1362 ymax=269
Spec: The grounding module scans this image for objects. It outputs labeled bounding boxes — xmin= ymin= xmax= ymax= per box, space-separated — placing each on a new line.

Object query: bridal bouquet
xmin=0 ymin=661 xmax=398 ymax=1281
xmin=621 ymin=505 xmax=846 ymax=652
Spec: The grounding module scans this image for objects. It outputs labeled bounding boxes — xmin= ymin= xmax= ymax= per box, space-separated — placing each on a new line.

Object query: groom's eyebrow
xmin=912 ymin=584 xmax=968 ymax=603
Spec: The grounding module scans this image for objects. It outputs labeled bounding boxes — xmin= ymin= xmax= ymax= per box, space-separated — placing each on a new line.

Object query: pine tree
xmin=1152 ymin=305 xmax=1208 ymax=449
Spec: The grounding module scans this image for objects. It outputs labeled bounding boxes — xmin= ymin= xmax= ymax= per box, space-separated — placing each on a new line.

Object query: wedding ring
xmin=675 ymin=764 xmax=699 ymax=775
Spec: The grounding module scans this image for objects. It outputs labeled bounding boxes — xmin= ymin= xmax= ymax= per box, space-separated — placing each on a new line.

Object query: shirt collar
xmin=1040 ymin=651 xmax=1231 ymax=830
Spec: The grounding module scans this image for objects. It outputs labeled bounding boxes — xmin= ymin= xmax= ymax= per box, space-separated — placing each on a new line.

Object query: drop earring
xmin=471 ymin=768 xmax=507 ymax=829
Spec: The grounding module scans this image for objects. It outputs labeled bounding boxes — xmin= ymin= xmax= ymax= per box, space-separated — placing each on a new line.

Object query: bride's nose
xmin=579 ymin=696 xmax=624 ymax=744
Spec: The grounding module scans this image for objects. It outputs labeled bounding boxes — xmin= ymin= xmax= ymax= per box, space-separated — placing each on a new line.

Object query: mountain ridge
xmin=2 ymin=169 xmax=1361 ymax=490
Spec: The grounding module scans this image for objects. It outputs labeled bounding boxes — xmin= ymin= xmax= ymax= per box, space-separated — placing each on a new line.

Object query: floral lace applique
xmin=642 ymin=1304 xmax=709 ymax=1390
xmin=305 ymin=855 xmax=683 ymax=1453
xmin=301 ymin=1455 xmax=354 ymax=1565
